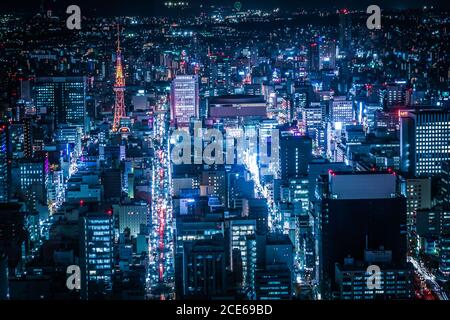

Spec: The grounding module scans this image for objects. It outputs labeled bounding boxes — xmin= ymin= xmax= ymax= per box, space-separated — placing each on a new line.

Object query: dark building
xmin=19 ymin=157 xmax=48 ymax=205
xmin=0 ymin=253 xmax=7 ymax=299
xmin=227 ymin=170 xmax=255 ymax=209
xmin=338 ymin=9 xmax=352 ymax=55
xmin=209 ymin=57 xmax=232 ymax=95
xmin=102 ymin=169 xmax=122 ymax=200
xmin=0 ymin=124 xmax=10 ymax=203
xmin=416 ymin=205 xmax=450 ymax=275
xmin=316 ymin=172 xmax=409 ymax=298
xmin=182 ymin=234 xmax=227 ymax=298
xmin=307 ymin=43 xmax=320 ymax=73
xmin=23 ymin=118 xmax=33 ymax=158
xmin=441 ymin=161 xmax=450 ymax=204
xmin=279 ymin=133 xmax=312 ymax=179
xmin=207 ymin=95 xmax=267 ymax=119
xmin=174 ymin=210 xmax=224 ymax=298
xmin=0 ymin=203 xmax=26 ymax=278
xmin=243 ymin=198 xmax=269 ymax=236
xmin=255 ymin=265 xmax=292 ymax=300
xmin=334 ymin=259 xmax=414 ymax=300
xmin=246 ymin=233 xmax=293 ymax=300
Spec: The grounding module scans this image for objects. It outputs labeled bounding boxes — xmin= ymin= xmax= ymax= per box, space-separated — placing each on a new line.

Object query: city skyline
xmin=2 ymin=0 xmax=450 ymax=16
xmin=0 ymin=0 xmax=449 ymax=304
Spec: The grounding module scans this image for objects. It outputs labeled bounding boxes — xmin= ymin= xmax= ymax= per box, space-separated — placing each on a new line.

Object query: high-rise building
xmin=227 ymin=170 xmax=255 ymax=209
xmin=246 ymin=233 xmax=293 ymax=300
xmin=242 ymin=198 xmax=269 ymax=236
xmin=440 ymin=235 xmax=450 ymax=276
xmin=80 ymin=212 xmax=114 ymax=300
xmin=416 ymin=206 xmax=450 ymax=275
xmin=319 ymin=40 xmax=336 ymax=70
xmin=34 ymin=76 xmax=86 ymax=130
xmin=279 ymin=133 xmax=312 ymax=179
xmin=255 ymin=265 xmax=292 ymax=300
xmin=338 ymin=9 xmax=352 ymax=55
xmin=174 ymin=212 xmax=224 ymax=298
xmin=330 ymin=96 xmax=354 ymax=128
xmin=170 ymin=75 xmax=199 ymax=127
xmin=0 ymin=203 xmax=26 ymax=277
xmin=115 ymin=203 xmax=149 ymax=237
xmin=8 ymin=123 xmax=24 ymax=160
xmin=19 ymin=157 xmax=48 ymax=206
xmin=102 ymin=169 xmax=122 ymax=200
xmin=23 ymin=119 xmax=33 ymax=158
xmin=386 ymin=83 xmax=406 ymax=107
xmin=307 ymin=43 xmax=320 ymax=73
xmin=200 ymin=170 xmax=227 ymax=206
xmin=230 ymin=218 xmax=256 ymax=285
xmin=302 ymin=102 xmax=326 ymax=152
xmin=0 ymin=253 xmax=7 ymax=299
xmin=400 ymin=109 xmax=450 ymax=176
xmin=182 ymin=235 xmax=227 ymax=298
xmin=334 ymin=258 xmax=414 ymax=300
xmin=265 ymin=234 xmax=294 ymax=272
xmin=400 ymin=176 xmax=432 ymax=255
xmin=0 ymin=124 xmax=10 ymax=203
xmin=316 ymin=171 xmax=409 ymax=299
xmin=208 ymin=95 xmax=267 ymax=119
xmin=19 ymin=158 xmax=46 ymax=191
xmin=400 ymin=177 xmax=432 ymax=227
xmin=209 ymin=57 xmax=232 ymax=95
xmin=302 ymin=102 xmax=325 ymax=131
xmin=293 ymin=83 xmax=314 ymax=117
xmin=442 ymin=161 xmax=450 ymax=204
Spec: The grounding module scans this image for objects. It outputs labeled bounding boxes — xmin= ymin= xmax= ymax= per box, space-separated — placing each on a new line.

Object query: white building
xmin=170 ymin=75 xmax=199 ymax=127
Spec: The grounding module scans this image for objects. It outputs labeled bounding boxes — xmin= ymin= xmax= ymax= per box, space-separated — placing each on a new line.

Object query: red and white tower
xmin=112 ymin=25 xmax=126 ymax=132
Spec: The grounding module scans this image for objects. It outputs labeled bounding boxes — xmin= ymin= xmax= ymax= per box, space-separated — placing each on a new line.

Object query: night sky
xmin=2 ymin=0 xmax=450 ymax=16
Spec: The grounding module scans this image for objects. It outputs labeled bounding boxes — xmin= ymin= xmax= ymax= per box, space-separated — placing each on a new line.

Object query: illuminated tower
xmin=112 ymin=26 xmax=126 ymax=132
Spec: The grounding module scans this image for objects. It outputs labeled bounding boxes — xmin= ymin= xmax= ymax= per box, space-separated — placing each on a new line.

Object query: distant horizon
xmin=2 ymin=0 xmax=450 ymax=16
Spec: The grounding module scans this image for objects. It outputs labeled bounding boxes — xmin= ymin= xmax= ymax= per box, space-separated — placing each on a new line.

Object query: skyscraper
xmin=209 ymin=57 xmax=232 ymax=96
xmin=170 ymin=75 xmax=199 ymax=128
xmin=442 ymin=161 xmax=450 ymax=205
xmin=307 ymin=43 xmax=320 ymax=73
xmin=338 ymin=9 xmax=352 ymax=56
xmin=400 ymin=177 xmax=432 ymax=227
xmin=80 ymin=212 xmax=114 ymax=300
xmin=330 ymin=96 xmax=354 ymax=128
xmin=23 ymin=118 xmax=32 ymax=159
xmin=319 ymin=39 xmax=336 ymax=70
xmin=0 ymin=124 xmax=9 ymax=203
xmin=34 ymin=76 xmax=86 ymax=130
xmin=230 ymin=218 xmax=256 ymax=285
xmin=279 ymin=133 xmax=312 ymax=179
xmin=302 ymin=102 xmax=326 ymax=152
xmin=182 ymin=235 xmax=227 ymax=298
xmin=316 ymin=172 xmax=409 ymax=298
xmin=0 ymin=203 xmax=26 ymax=278
xmin=400 ymin=109 xmax=450 ymax=176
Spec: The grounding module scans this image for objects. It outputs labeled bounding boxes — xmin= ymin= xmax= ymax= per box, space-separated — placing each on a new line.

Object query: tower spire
xmin=112 ymin=25 xmax=126 ymax=132
xmin=117 ymin=24 xmax=121 ymax=53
